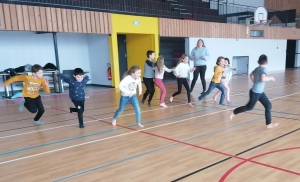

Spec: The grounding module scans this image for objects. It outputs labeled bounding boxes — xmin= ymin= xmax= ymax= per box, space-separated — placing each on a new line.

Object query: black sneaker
xmin=79 ymin=125 xmax=85 ymax=128
xmin=141 ymin=100 xmax=145 ymax=104
xmin=148 ymin=102 xmax=151 ymax=106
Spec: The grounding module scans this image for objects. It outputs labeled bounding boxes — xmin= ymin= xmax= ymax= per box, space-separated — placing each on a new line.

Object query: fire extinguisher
xmin=107 ymin=63 xmax=112 ymax=80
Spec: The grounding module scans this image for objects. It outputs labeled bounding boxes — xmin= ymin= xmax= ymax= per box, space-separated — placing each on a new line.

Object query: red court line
xmin=48 ymin=106 xmax=300 ymax=178
xmin=219 ymin=147 xmax=300 ymax=181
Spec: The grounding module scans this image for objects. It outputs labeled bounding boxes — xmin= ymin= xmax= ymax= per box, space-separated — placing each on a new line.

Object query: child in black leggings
xmin=170 ymin=54 xmax=196 ymax=107
xmin=58 ymin=68 xmax=89 ymax=128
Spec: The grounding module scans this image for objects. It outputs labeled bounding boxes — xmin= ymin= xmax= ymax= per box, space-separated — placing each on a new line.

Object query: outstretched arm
xmin=261 ymin=74 xmax=275 ymax=82
xmin=4 ymin=75 xmax=27 ymax=87
xmin=58 ymin=74 xmax=71 ymax=84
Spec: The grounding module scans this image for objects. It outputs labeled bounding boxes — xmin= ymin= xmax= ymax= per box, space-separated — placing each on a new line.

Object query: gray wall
xmin=87 ymin=34 xmax=112 ymax=86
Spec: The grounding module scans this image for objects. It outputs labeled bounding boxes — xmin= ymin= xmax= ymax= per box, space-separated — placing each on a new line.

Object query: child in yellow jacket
xmin=4 ymin=64 xmax=50 ymax=125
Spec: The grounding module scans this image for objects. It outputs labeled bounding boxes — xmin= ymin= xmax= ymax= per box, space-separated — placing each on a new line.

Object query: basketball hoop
xmin=259 ymin=20 xmax=272 ymax=26
xmin=246 ymin=6 xmax=269 ymax=34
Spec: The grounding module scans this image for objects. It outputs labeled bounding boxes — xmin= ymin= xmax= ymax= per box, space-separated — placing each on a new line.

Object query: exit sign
xmin=133 ymin=20 xmax=140 ymax=26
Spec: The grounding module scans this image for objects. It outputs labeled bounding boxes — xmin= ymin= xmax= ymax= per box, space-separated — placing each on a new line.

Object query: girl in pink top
xmin=153 ymin=56 xmax=173 ymax=108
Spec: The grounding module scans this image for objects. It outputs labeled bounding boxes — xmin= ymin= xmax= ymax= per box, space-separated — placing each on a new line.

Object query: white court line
xmin=0 ymin=91 xmax=299 ymax=165
xmin=0 ymin=82 xmax=299 ymax=139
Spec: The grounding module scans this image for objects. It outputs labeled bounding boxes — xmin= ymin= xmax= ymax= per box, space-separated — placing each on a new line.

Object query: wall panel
xmin=159 ymin=18 xmax=300 ymax=40
xmin=265 ymin=0 xmax=300 ymax=28
xmin=0 ymin=3 xmax=111 ymax=34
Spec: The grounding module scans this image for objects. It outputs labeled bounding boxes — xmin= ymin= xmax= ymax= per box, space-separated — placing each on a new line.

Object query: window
xmin=250 ymin=30 xmax=264 ymax=37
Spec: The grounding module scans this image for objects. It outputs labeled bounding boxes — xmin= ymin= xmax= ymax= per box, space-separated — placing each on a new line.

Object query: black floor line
xmin=171 ymin=117 xmax=300 ymax=181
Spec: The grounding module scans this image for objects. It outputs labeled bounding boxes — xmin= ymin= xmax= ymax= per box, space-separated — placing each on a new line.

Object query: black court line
xmin=171 ymin=116 xmax=300 ymax=181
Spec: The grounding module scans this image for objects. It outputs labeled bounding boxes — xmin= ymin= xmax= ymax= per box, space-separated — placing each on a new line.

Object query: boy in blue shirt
xmin=58 ymin=68 xmax=89 ymax=128
xmin=230 ymin=54 xmax=278 ymax=129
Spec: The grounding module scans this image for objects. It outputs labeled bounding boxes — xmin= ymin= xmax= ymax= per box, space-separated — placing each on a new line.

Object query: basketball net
xmin=257 ymin=20 xmax=272 ymax=26
xmin=247 ymin=20 xmax=271 ymax=35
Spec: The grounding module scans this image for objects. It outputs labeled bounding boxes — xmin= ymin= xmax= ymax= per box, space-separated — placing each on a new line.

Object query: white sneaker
xmin=34 ymin=120 xmax=44 ymax=125
xmin=18 ymin=101 xmax=25 ymax=112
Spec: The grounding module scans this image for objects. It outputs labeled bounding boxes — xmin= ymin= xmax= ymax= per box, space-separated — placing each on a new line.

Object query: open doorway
xmin=286 ymin=40 xmax=296 ymax=69
xmin=232 ymin=56 xmax=249 ymax=75
xmin=159 ymin=37 xmax=185 ymax=81
xmin=117 ymin=34 xmax=128 ymax=79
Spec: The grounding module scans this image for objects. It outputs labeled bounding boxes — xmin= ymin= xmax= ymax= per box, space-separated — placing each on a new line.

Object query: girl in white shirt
xmin=170 ymin=54 xmax=196 ymax=107
xmin=112 ymin=65 xmax=144 ymax=128
xmin=153 ymin=56 xmax=173 ymax=108
xmin=213 ymin=58 xmax=237 ymax=104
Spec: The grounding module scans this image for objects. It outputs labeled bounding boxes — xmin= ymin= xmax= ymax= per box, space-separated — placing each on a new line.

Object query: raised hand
xmin=45 ymin=78 xmax=49 ymax=86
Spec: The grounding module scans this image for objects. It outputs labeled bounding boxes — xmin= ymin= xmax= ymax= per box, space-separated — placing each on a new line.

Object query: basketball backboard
xmin=254 ymin=6 xmax=268 ymax=24
xmin=246 ymin=6 xmax=271 ymax=34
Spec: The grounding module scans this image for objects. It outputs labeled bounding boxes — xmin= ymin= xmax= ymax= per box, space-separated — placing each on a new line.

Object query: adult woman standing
xmin=189 ymin=39 xmax=210 ymax=94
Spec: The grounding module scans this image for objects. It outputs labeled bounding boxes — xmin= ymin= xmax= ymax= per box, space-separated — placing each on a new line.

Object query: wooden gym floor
xmin=1 ymin=69 xmax=300 ymax=182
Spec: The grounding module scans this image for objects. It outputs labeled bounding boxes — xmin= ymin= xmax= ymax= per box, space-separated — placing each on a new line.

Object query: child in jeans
xmin=213 ymin=58 xmax=238 ymax=104
xmin=58 ymin=68 xmax=89 ymax=128
xmin=198 ymin=56 xmax=226 ymax=105
xmin=4 ymin=64 xmax=50 ymax=125
xmin=112 ymin=65 xmax=144 ymax=128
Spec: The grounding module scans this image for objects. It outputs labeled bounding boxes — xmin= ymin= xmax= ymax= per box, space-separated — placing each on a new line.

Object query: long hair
xmin=156 ymin=56 xmax=164 ymax=74
xmin=195 ymin=39 xmax=206 ymax=49
xmin=177 ymin=54 xmax=188 ymax=65
xmin=122 ymin=65 xmax=141 ymax=80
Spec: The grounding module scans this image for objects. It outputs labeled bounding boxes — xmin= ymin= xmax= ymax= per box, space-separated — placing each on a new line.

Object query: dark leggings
xmin=142 ymin=77 xmax=155 ymax=102
xmin=190 ymin=65 xmax=207 ymax=92
xmin=234 ymin=90 xmax=272 ymax=125
xmin=172 ymin=78 xmax=191 ymax=103
xmin=24 ymin=95 xmax=45 ymax=121
xmin=71 ymin=100 xmax=85 ymax=126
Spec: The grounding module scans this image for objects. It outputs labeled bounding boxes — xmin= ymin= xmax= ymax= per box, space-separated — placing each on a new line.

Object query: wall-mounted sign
xmin=133 ymin=20 xmax=140 ymax=26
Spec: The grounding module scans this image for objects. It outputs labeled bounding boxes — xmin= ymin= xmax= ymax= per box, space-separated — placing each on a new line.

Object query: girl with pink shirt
xmin=153 ymin=56 xmax=174 ymax=108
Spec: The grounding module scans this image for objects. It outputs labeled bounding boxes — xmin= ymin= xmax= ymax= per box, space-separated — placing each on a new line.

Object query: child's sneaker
xmin=34 ymin=120 xmax=44 ymax=125
xmin=18 ymin=101 xmax=25 ymax=112
xmin=11 ymin=92 xmax=23 ymax=99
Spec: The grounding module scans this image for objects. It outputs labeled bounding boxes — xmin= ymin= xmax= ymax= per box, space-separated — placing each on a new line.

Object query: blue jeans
xmin=198 ymin=82 xmax=226 ymax=104
xmin=113 ymin=94 xmax=141 ymax=124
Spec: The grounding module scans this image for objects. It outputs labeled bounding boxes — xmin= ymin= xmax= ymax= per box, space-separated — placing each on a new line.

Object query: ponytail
xmin=121 ymin=65 xmax=141 ymax=80
xmin=176 ymin=54 xmax=188 ymax=65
